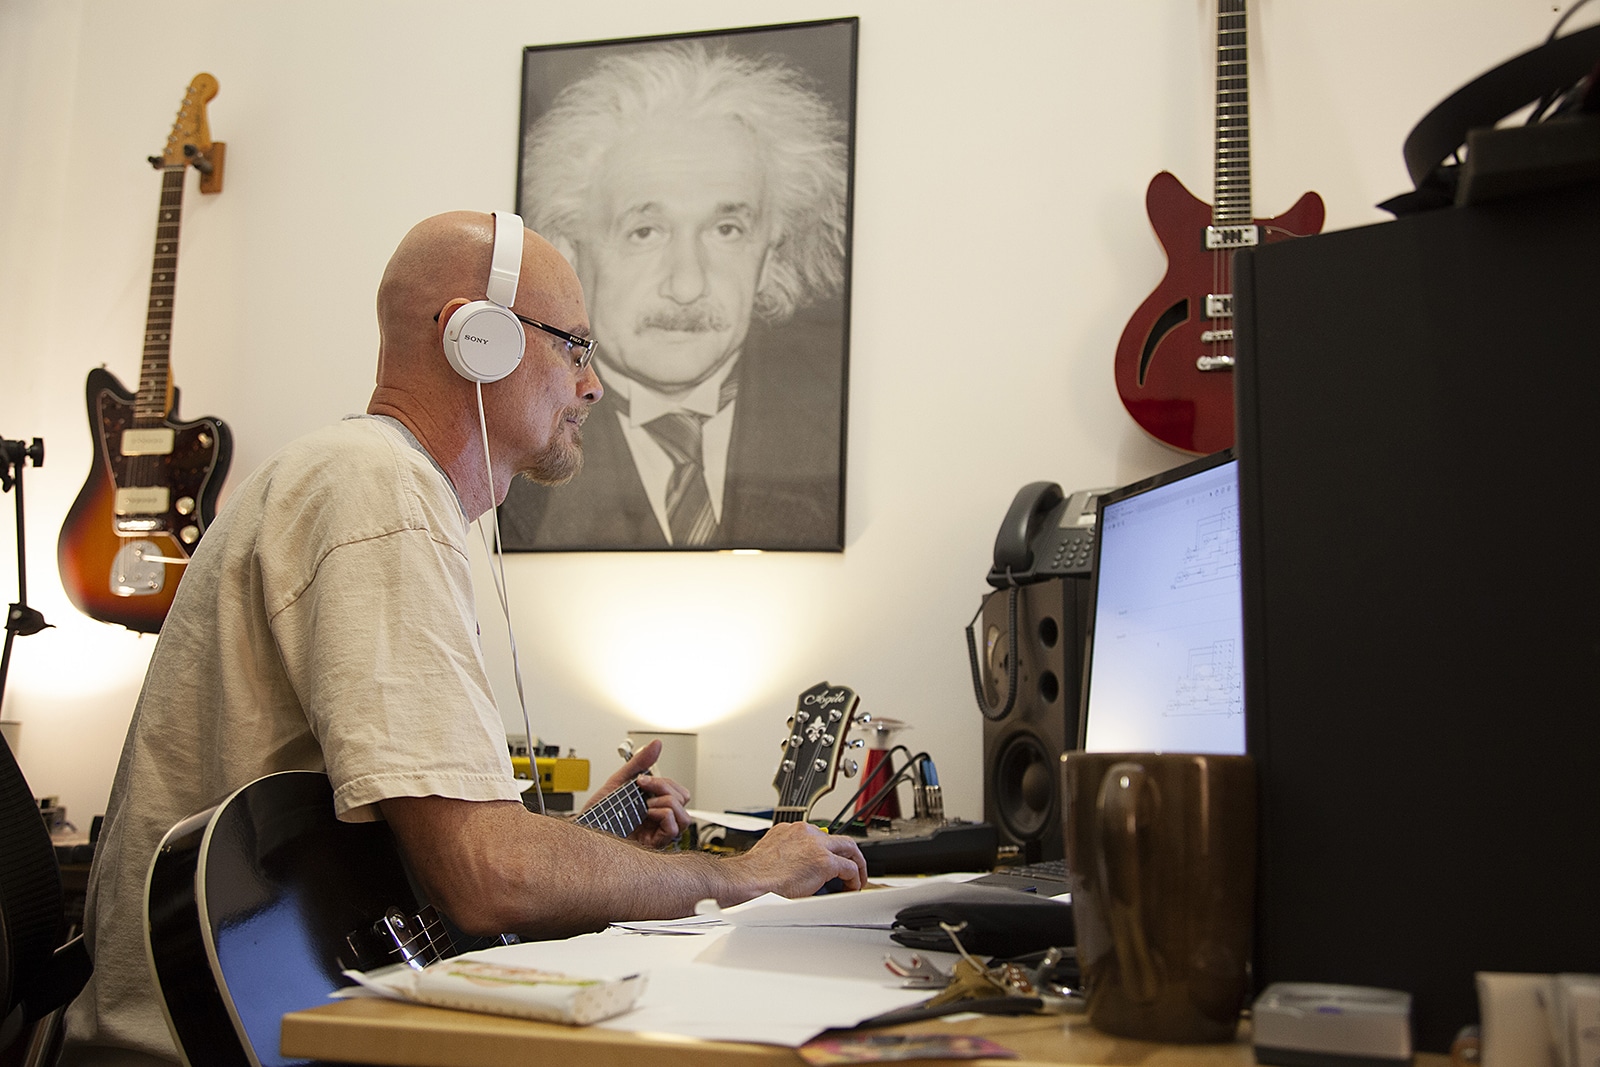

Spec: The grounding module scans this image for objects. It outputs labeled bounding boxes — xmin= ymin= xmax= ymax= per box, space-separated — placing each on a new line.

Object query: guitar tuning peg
xmin=841 ymin=759 xmax=859 ymax=778
xmin=846 ymin=738 xmax=864 ymax=749
xmin=856 ymin=712 xmax=873 ymax=727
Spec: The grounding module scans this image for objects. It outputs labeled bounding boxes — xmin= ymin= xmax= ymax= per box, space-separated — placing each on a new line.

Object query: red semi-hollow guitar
xmin=1114 ymin=0 xmax=1324 ymax=455
xmin=56 ymin=74 xmax=232 ymax=634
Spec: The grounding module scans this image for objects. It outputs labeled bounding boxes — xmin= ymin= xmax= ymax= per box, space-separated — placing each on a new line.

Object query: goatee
xmin=518 ymin=427 xmax=584 ymax=487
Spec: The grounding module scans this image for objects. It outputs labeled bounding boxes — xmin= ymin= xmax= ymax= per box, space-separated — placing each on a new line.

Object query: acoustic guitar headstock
xmin=771 ymin=681 xmax=863 ymax=823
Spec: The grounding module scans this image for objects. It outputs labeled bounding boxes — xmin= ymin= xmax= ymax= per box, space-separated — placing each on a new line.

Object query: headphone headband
xmin=487 ymin=211 xmax=522 ymax=307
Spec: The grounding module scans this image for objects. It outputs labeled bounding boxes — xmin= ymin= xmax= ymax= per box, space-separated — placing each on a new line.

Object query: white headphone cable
xmin=474 ymin=381 xmax=545 ymax=815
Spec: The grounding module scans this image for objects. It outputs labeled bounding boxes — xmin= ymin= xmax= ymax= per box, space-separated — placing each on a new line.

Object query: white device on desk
xmin=1253 ymin=983 xmax=1413 ymax=1066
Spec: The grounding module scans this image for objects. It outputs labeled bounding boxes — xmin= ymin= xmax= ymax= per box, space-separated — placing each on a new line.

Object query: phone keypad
xmin=1050 ymin=530 xmax=1095 ymax=574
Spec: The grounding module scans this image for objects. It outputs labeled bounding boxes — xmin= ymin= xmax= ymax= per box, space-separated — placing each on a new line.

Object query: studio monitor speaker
xmin=976 ymin=576 xmax=1087 ymax=863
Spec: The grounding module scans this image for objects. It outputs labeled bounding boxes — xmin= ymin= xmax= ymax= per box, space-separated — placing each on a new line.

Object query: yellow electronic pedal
xmin=510 ymin=756 xmax=591 ymax=793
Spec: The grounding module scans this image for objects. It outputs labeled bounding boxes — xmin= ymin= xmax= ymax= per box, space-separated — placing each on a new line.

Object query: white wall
xmin=0 ymin=0 xmax=1571 ymax=830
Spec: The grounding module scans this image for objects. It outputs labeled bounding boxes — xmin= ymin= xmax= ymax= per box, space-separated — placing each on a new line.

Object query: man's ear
xmin=435 ymin=298 xmax=470 ymax=342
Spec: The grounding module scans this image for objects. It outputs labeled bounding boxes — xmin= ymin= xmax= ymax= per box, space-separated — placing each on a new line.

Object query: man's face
xmin=574 ymin=114 xmax=774 ymax=393
xmin=496 ymin=258 xmax=601 ymax=488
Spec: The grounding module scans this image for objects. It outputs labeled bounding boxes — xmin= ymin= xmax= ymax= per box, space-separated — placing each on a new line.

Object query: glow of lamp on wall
xmin=576 ymin=592 xmax=778 ymax=731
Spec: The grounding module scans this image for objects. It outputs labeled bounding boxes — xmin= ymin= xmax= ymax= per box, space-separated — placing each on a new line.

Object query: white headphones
xmin=441 ymin=211 xmax=526 ymax=383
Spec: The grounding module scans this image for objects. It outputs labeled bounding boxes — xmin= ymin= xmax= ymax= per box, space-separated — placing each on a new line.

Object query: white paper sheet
xmin=688 ymin=808 xmax=773 ymax=832
xmin=712 ymin=879 xmax=1045 ymax=929
xmin=338 ymin=885 xmax=1052 ymax=1047
xmin=411 ymin=929 xmax=932 ymax=1046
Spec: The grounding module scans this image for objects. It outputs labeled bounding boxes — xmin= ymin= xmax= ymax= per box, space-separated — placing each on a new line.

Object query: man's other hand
xmin=735 ymin=821 xmax=868 ymax=898
xmin=586 ymin=738 xmax=693 ymax=850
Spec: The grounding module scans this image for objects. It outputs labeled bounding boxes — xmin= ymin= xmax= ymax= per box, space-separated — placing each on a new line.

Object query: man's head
xmin=521 ymin=42 xmax=848 ymax=393
xmin=371 ymin=211 xmax=601 ymax=510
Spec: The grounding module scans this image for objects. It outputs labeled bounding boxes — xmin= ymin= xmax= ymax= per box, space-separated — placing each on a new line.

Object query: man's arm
xmin=379 ymin=794 xmax=866 ymax=939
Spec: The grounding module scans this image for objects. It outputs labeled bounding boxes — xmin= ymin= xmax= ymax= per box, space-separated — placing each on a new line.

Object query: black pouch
xmin=890 ymin=894 xmax=1074 ymax=958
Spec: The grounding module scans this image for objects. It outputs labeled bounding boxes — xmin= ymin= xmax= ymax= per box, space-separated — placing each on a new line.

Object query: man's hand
xmin=730 ymin=821 xmax=869 ymax=898
xmin=586 ymin=738 xmax=693 ymax=850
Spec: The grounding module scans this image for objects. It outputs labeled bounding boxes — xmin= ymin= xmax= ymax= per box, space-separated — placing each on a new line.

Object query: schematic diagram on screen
xmin=1167 ymin=638 xmax=1243 ymax=718
xmin=1172 ymin=505 xmax=1240 ymax=589
xmin=1165 ymin=503 xmax=1243 ymax=722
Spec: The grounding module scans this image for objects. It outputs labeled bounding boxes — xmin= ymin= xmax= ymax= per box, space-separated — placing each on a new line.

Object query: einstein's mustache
xmin=638 ymin=305 xmax=732 ymax=332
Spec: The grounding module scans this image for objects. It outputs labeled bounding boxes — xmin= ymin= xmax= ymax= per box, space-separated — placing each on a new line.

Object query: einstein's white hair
xmin=521 ymin=41 xmax=849 ymax=325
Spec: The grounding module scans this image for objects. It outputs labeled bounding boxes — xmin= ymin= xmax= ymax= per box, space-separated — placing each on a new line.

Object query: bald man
xmin=60 ymin=212 xmax=866 ymax=1067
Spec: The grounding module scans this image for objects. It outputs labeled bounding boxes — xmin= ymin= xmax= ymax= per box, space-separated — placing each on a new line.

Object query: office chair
xmin=0 ymin=734 xmax=91 ymax=1067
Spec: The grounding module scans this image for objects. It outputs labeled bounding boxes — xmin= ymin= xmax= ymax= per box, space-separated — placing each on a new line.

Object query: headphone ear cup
xmin=441 ymin=302 xmax=525 ymax=383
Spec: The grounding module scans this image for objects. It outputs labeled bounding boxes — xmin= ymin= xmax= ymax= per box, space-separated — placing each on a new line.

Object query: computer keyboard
xmin=1007 ymin=858 xmax=1068 ymax=880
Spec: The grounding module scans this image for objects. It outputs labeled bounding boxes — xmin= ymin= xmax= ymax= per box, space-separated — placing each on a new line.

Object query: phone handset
xmin=988 ymin=481 xmax=1064 ymax=586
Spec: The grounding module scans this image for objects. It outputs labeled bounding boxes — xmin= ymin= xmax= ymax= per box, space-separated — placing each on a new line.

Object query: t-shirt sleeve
xmin=269 ymin=524 xmax=522 ymax=821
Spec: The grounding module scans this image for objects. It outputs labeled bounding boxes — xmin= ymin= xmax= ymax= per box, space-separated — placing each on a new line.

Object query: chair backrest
xmin=0 ymin=734 xmax=84 ymax=1053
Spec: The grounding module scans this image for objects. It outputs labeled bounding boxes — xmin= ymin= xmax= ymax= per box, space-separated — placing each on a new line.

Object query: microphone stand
xmin=1 ymin=436 xmax=50 ymax=718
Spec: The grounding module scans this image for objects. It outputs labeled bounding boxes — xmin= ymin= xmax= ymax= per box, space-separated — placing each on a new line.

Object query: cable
xmin=1549 ymin=0 xmax=1597 ymax=42
xmin=824 ymin=747 xmax=909 ymax=831
xmin=825 ymin=749 xmax=929 ymax=834
xmin=472 ymin=383 xmax=545 ymax=816
xmin=1530 ymin=0 xmax=1600 ymax=122
xmin=965 ymin=588 xmax=1020 ymax=721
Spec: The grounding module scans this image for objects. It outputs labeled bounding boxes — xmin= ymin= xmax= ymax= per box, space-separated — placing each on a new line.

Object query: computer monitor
xmin=1077 ymin=450 xmax=1244 ymax=755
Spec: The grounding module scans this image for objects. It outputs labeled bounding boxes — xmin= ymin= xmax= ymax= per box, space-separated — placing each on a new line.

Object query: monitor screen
xmin=1079 ymin=450 xmax=1245 ymax=754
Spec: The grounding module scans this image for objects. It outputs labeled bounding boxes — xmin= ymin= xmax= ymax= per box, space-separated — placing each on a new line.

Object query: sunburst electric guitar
xmin=1113 ymin=0 xmax=1324 ymax=455
xmin=57 ymin=74 xmax=232 ymax=634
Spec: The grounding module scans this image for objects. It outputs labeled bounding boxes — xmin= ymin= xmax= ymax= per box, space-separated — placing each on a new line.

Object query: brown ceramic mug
xmin=1060 ymin=751 xmax=1256 ymax=1043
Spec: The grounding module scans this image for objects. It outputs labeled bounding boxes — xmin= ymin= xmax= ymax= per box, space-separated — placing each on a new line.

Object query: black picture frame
xmin=498 ymin=18 xmax=858 ymax=552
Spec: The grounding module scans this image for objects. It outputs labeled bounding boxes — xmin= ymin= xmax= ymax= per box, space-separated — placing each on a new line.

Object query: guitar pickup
xmin=1200 ymin=329 xmax=1235 ymax=343
xmin=120 ymin=427 xmax=176 ymax=456
xmin=1205 ymin=294 xmax=1233 ymax=318
xmin=115 ymin=486 xmax=170 ymax=518
xmin=1205 ymin=225 xmax=1259 ymax=250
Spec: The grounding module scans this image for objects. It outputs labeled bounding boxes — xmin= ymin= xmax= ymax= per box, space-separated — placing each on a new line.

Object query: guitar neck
xmin=573 ymin=778 xmax=647 ymax=838
xmin=138 ymin=166 xmax=186 ymax=426
xmin=1212 ymin=0 xmax=1252 ymax=225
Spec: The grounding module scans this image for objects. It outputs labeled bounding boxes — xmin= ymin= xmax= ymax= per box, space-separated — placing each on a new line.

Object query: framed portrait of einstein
xmin=498 ymin=18 xmax=857 ymax=552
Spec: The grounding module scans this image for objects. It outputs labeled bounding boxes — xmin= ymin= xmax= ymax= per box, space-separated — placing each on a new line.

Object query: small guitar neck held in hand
xmin=574 ymin=777 xmax=649 ymax=838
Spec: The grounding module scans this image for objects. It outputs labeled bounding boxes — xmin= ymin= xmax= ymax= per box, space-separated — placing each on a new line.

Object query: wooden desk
xmin=281 ymin=998 xmax=1453 ymax=1066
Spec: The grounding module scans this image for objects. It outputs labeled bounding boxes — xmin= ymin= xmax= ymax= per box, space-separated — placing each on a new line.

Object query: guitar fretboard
xmin=574 ymin=778 xmax=647 ymax=838
xmin=137 ymin=165 xmax=186 ymax=426
xmin=1212 ymin=0 xmax=1252 ymax=225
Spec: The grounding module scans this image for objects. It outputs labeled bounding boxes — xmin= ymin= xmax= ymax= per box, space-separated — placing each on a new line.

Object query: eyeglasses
xmin=514 ymin=313 xmax=597 ymax=372
xmin=434 ymin=306 xmax=597 ymax=371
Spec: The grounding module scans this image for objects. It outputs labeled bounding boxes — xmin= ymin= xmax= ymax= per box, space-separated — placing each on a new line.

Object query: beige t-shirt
xmin=61 ymin=417 xmax=523 ymax=1065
